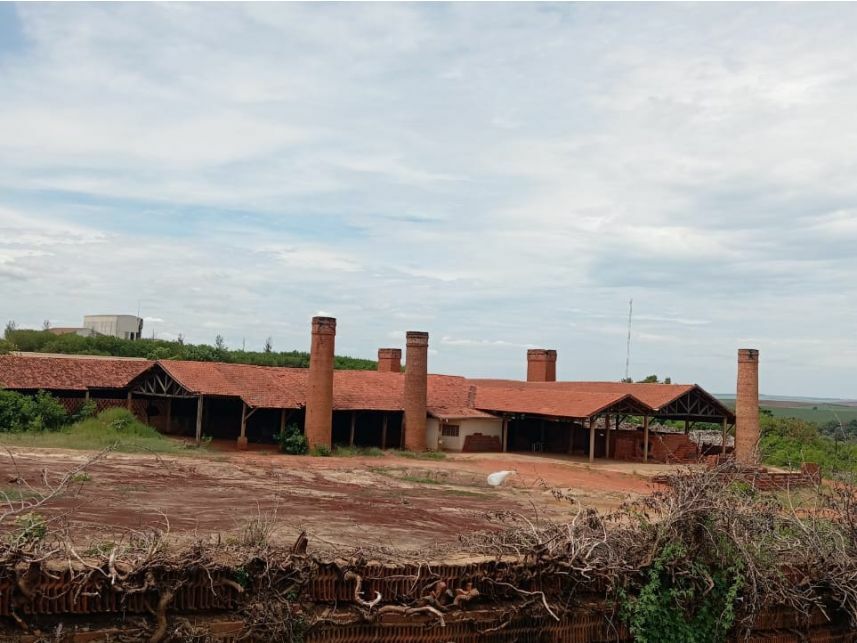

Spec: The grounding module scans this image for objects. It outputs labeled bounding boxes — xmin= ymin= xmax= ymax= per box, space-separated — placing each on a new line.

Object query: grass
xmin=332 ymin=445 xmax=385 ymax=457
xmin=0 ymin=408 xmax=198 ymax=455
xmin=0 ymin=486 xmax=41 ymax=502
xmin=389 ymin=449 xmax=446 ymax=460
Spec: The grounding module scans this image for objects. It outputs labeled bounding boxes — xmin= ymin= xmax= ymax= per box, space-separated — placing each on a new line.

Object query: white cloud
xmin=0 ymin=3 xmax=855 ymax=397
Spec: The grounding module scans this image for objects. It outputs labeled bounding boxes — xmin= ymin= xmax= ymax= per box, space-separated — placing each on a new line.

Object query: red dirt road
xmin=1 ymin=447 xmax=664 ymax=551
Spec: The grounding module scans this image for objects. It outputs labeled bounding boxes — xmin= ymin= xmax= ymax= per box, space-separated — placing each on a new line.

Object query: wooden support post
xmin=280 ymin=409 xmax=287 ymax=436
xmin=349 ymin=412 xmax=356 ymax=447
xmin=501 ymin=417 xmax=508 ymax=453
xmin=684 ymin=418 xmax=690 ymax=435
xmin=84 ymin=390 xmax=90 ymax=402
xmin=604 ymin=414 xmax=611 ymax=459
xmin=589 ymin=416 xmax=596 ymax=463
xmin=195 ymin=396 xmax=203 ymax=444
xmin=721 ymin=417 xmax=728 ymax=457
xmin=126 ymin=391 xmax=133 ymax=411
xmin=237 ymin=402 xmax=248 ymax=450
xmin=381 ymin=414 xmax=388 ymax=450
xmin=166 ymin=398 xmax=172 ymax=434
xmin=643 ymin=415 xmax=649 ymax=463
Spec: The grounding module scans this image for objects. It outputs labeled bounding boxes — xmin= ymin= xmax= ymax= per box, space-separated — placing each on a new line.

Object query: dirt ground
xmin=0 ymin=444 xmax=676 ymax=552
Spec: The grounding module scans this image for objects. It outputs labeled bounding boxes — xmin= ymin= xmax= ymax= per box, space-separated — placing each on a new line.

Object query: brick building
xmin=0 ymin=317 xmax=741 ymax=464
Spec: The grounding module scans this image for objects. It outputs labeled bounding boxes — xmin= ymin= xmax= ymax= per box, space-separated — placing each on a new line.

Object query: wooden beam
xmin=349 ymin=411 xmax=356 ymax=447
xmin=381 ymin=414 xmax=388 ymax=450
xmin=502 ymin=416 xmax=509 ymax=453
xmin=684 ymin=418 xmax=690 ymax=435
xmin=166 ymin=398 xmax=172 ymax=434
xmin=605 ymin=414 xmax=611 ymax=459
xmin=280 ymin=409 xmax=287 ymax=436
xmin=195 ymin=396 xmax=203 ymax=444
xmin=589 ymin=416 xmax=596 ymax=463
xmin=721 ymin=416 xmax=728 ymax=457
xmin=126 ymin=391 xmax=132 ymax=411
xmin=84 ymin=390 xmax=90 ymax=402
xmin=643 ymin=415 xmax=649 ymax=463
xmin=237 ymin=401 xmax=249 ymax=450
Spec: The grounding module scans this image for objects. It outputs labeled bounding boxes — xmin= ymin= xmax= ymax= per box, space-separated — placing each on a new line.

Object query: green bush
xmin=1 ymin=407 xmax=187 ymax=454
xmin=277 ymin=424 xmax=308 ymax=455
xmin=72 ymin=400 xmax=98 ymax=422
xmin=620 ymin=540 xmax=742 ymax=643
xmin=759 ymin=415 xmax=857 ymax=476
xmin=0 ymin=390 xmax=68 ymax=432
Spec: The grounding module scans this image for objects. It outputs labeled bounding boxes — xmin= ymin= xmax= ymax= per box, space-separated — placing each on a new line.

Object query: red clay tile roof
xmin=470 ymin=380 xmax=650 ymax=418
xmin=0 ymin=354 xmax=152 ymax=391
xmin=1 ymin=354 xmax=729 ymax=421
xmin=470 ymin=379 xmax=733 ymax=420
xmin=156 ymin=361 xmax=306 ymax=409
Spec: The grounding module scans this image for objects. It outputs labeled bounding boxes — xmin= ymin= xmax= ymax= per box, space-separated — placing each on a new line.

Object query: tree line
xmin=1 ymin=324 xmax=377 ymax=370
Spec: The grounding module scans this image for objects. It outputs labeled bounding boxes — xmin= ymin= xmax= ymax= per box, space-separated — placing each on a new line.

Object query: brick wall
xmin=611 ymin=430 xmax=699 ymax=463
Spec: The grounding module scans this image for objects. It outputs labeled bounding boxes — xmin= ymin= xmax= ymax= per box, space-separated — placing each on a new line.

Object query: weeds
xmin=332 ymin=445 xmax=384 ymax=457
xmin=390 ymin=449 xmax=446 ymax=460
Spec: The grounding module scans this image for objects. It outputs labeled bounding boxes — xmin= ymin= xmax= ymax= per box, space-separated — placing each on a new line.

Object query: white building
xmin=83 ymin=315 xmax=144 ymax=340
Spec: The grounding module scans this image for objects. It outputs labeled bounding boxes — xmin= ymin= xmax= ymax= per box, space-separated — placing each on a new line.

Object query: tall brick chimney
xmin=527 ymin=349 xmax=557 ymax=382
xmin=735 ymin=348 xmax=760 ymax=465
xmin=377 ymin=348 xmax=402 ymax=373
xmin=403 ymin=331 xmax=429 ymax=451
xmin=305 ymin=316 xmax=336 ymax=450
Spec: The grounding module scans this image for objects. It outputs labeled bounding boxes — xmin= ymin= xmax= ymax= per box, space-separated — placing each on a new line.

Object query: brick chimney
xmin=527 ymin=349 xmax=557 ymax=382
xmin=377 ymin=348 xmax=402 ymax=373
xmin=735 ymin=348 xmax=760 ymax=465
xmin=305 ymin=316 xmax=336 ymax=450
xmin=403 ymin=331 xmax=429 ymax=451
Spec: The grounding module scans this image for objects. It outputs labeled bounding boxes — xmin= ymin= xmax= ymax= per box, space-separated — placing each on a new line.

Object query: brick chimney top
xmin=312 ymin=316 xmax=337 ymax=334
xmin=526 ymin=348 xmax=557 ymax=382
xmin=527 ymin=349 xmax=557 ymax=360
xmin=377 ymin=348 xmax=402 ymax=373
xmin=406 ymin=331 xmax=429 ymax=346
xmin=738 ymin=348 xmax=759 ymax=362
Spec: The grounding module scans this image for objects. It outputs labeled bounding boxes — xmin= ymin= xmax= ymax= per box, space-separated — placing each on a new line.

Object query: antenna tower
xmin=624 ymin=298 xmax=633 ymax=381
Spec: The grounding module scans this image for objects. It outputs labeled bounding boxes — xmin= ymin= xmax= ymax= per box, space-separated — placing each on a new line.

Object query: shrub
xmin=72 ymin=400 xmax=98 ymax=422
xmin=31 ymin=391 xmax=68 ymax=431
xmin=0 ymin=390 xmax=68 ymax=432
xmin=277 ymin=424 xmax=308 ymax=455
xmin=310 ymin=444 xmax=332 ymax=457
xmin=14 ymin=512 xmax=48 ymax=543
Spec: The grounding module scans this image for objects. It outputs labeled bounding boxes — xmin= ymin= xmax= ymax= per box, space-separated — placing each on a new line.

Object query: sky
xmin=0 ymin=3 xmax=855 ymax=398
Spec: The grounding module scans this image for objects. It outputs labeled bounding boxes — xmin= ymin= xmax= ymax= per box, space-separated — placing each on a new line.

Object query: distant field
xmin=762 ymin=405 xmax=857 ymax=424
xmin=718 ymin=397 xmax=857 ymax=424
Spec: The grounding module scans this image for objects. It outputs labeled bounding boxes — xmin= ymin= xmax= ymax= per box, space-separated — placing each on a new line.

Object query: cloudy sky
xmin=0 ymin=3 xmax=855 ymax=398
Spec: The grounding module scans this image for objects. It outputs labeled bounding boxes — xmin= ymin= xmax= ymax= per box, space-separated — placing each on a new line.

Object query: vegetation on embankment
xmin=2 ymin=326 xmax=377 ymax=370
xmin=0 ymin=391 xmax=193 ymax=453
xmin=760 ymin=413 xmax=857 ymax=476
